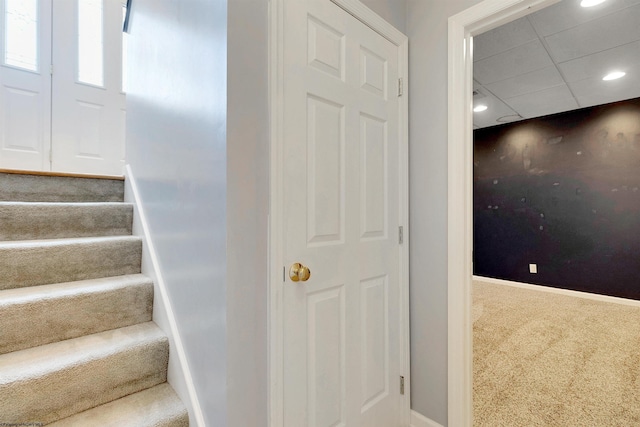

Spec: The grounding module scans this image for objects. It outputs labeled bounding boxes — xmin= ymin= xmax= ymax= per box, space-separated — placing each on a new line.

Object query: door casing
xmin=447 ymin=0 xmax=562 ymax=425
xmin=268 ymin=0 xmax=410 ymax=425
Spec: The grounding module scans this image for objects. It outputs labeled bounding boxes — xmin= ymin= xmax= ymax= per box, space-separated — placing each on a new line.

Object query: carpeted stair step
xmin=0 ymin=236 xmax=142 ymax=291
xmin=0 ymin=172 xmax=124 ymax=202
xmin=47 ymin=383 xmax=189 ymax=426
xmin=0 ymin=202 xmax=133 ymax=241
xmin=0 ymin=322 xmax=169 ymax=425
xmin=0 ymin=274 xmax=153 ymax=355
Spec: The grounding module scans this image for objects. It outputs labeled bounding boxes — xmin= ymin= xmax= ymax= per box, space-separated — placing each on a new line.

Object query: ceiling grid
xmin=473 ymin=0 xmax=640 ymax=129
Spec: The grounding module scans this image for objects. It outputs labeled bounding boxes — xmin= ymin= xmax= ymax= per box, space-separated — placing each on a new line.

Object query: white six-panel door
xmin=0 ymin=0 xmax=125 ymax=175
xmin=282 ymin=1 xmax=402 ymax=425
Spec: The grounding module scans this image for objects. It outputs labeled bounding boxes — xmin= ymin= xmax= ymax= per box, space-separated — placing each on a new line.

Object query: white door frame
xmin=268 ymin=0 xmax=410 ymax=425
xmin=447 ymin=0 xmax=562 ymax=425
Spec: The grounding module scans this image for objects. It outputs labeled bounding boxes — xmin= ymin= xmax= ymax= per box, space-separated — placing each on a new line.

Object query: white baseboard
xmin=473 ymin=275 xmax=640 ymax=308
xmin=124 ymin=165 xmax=205 ymax=426
xmin=411 ymin=410 xmax=445 ymax=427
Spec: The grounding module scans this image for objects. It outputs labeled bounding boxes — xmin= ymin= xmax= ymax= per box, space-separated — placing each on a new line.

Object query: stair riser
xmin=0 ymin=325 xmax=169 ymax=425
xmin=47 ymin=383 xmax=189 ymax=427
xmin=0 ymin=173 xmax=124 ymax=202
xmin=0 ymin=203 xmax=133 ymax=240
xmin=0 ymin=278 xmax=153 ymax=355
xmin=0 ymin=238 xmax=142 ymax=291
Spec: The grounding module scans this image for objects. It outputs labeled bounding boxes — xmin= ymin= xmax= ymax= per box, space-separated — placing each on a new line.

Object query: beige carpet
xmin=473 ymin=280 xmax=640 ymax=426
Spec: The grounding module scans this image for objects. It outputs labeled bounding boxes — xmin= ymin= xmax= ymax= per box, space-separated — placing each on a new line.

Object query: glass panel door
xmin=4 ymin=0 xmax=39 ymax=71
xmin=0 ymin=0 xmax=51 ymax=171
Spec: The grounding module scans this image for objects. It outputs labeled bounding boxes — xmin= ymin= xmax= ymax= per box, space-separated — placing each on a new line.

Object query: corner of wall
xmin=124 ymin=164 xmax=206 ymax=427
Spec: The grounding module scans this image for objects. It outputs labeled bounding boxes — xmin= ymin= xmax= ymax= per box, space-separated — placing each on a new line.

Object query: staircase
xmin=0 ymin=172 xmax=189 ymax=426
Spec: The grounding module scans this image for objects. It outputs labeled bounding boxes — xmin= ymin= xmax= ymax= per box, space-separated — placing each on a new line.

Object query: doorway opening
xmin=450 ymin=0 xmax=640 ymax=423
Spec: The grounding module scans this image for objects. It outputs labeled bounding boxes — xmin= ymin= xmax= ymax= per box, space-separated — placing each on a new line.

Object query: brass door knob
xmin=289 ymin=263 xmax=311 ymax=282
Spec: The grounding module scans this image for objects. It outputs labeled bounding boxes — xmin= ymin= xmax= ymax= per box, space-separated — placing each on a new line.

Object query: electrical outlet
xmin=529 ymin=264 xmax=537 ymax=274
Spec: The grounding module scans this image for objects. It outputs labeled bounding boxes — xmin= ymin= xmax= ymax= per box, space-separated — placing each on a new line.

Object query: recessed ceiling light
xmin=602 ymin=71 xmax=626 ymax=81
xmin=580 ymin=0 xmax=607 ymax=7
xmin=474 ymin=105 xmax=488 ymax=112
xmin=496 ymin=114 xmax=522 ymax=123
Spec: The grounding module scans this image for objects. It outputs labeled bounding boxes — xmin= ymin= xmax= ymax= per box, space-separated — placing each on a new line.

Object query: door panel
xmin=283 ymin=1 xmax=400 ymax=426
xmin=307 ymin=94 xmax=345 ymax=245
xmin=0 ymin=0 xmax=51 ymax=170
xmin=360 ymin=274 xmax=388 ymax=410
xmin=360 ymin=46 xmax=387 ymax=99
xmin=308 ymin=16 xmax=345 ymax=80
xmin=360 ymin=113 xmax=387 ymax=239
xmin=308 ymin=286 xmax=346 ymax=427
xmin=51 ymin=0 xmax=125 ymax=175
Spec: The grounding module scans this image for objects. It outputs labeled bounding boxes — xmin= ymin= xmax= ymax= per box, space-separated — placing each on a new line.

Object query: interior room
xmin=471 ymin=0 xmax=640 ymax=424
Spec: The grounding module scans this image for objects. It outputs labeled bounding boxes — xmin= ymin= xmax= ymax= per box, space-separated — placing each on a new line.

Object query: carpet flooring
xmin=473 ymin=280 xmax=640 ymax=426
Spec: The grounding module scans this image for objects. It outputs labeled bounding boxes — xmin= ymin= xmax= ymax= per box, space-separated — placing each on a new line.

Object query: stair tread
xmin=47 ymin=383 xmax=189 ymax=427
xmin=0 ymin=322 xmax=169 ymax=424
xmin=0 ymin=235 xmax=141 ymax=247
xmin=0 ymin=273 xmax=151 ymax=300
xmin=0 ymin=201 xmax=132 ymax=206
xmin=0 ymin=227 xmax=142 ymax=292
xmin=0 ymin=322 xmax=164 ymax=378
xmin=0 ymin=202 xmax=134 ymax=241
xmin=0 ymin=169 xmax=124 ymax=180
xmin=0 ymin=274 xmax=153 ymax=355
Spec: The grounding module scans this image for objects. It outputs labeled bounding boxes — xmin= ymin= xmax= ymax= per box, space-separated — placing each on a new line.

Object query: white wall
xmin=406 ymin=0 xmax=480 ymax=425
xmin=125 ymin=0 xmax=227 ymax=425
xmin=361 ymin=0 xmax=407 ymax=32
xmin=227 ymin=0 xmax=269 ymax=425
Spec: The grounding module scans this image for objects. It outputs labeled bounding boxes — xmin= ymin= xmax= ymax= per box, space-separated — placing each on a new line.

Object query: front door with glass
xmin=0 ymin=0 xmax=52 ymax=171
xmin=0 ymin=0 xmax=126 ymax=175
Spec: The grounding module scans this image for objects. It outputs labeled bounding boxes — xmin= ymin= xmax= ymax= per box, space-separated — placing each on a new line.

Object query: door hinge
xmin=398 ymin=78 xmax=403 ymax=97
xmin=398 ymin=226 xmax=403 ymax=244
xmin=283 ymin=266 xmax=286 ymax=282
xmin=50 ymin=64 xmax=54 ymax=76
xmin=400 ymin=376 xmax=405 ymax=395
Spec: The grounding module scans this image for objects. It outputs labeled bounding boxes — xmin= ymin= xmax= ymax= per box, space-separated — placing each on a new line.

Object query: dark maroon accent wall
xmin=473 ymin=98 xmax=640 ymax=299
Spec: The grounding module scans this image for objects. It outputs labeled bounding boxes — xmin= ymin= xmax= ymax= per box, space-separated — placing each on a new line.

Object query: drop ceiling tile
xmin=485 ymin=66 xmax=565 ymax=99
xmin=570 ymin=74 xmax=640 ymax=107
xmin=474 ymin=40 xmax=554 ymax=85
xmin=504 ymin=84 xmax=579 ymax=119
xmin=473 ymin=81 xmax=489 ymax=101
xmin=473 ymin=17 xmax=538 ymax=61
xmin=473 ymin=86 xmax=521 ymax=129
xmin=473 ymin=0 xmax=640 ymax=125
xmin=528 ymin=0 xmax=640 ymax=37
xmin=544 ymin=4 xmax=640 ymax=63
xmin=558 ymin=40 xmax=640 ymax=82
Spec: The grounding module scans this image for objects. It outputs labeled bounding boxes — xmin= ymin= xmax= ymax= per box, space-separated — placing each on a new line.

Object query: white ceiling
xmin=473 ymin=0 xmax=640 ymax=129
